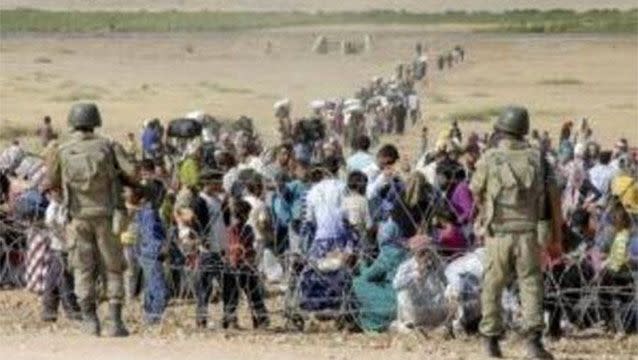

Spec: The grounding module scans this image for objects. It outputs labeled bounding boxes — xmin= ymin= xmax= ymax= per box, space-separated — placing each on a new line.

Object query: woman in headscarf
xmin=298 ymin=156 xmax=357 ymax=312
xmin=392 ymin=235 xmax=448 ymax=332
xmin=353 ymin=173 xmax=433 ymax=331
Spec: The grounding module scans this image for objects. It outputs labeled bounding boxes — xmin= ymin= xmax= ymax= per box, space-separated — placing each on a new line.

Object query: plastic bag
xmin=260 ymin=248 xmax=284 ymax=283
xmin=444 ymin=247 xmax=485 ymax=295
xmin=167 ymin=118 xmax=202 ymax=138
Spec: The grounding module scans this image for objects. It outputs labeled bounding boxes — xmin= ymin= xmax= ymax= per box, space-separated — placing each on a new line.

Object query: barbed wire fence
xmin=1 ymin=163 xmax=637 ymax=335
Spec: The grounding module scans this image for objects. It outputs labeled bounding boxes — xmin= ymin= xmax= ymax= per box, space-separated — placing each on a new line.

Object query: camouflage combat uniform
xmin=470 ymin=138 xmax=547 ymax=337
xmin=49 ymin=132 xmax=136 ymax=307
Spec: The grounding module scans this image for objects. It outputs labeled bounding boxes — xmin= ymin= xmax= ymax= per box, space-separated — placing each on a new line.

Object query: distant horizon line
xmin=1 ymin=7 xmax=637 ymax=15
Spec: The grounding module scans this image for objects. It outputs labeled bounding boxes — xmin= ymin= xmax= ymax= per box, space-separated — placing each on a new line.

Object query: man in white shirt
xmin=305 ymin=156 xmax=348 ymax=240
xmin=346 ymin=135 xmax=375 ymax=174
xmin=588 ymin=151 xmax=616 ymax=204
xmin=365 ymin=144 xmax=401 ymax=200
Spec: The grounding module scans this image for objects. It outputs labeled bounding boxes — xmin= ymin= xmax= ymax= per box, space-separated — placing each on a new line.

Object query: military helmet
xmin=68 ymin=102 xmax=102 ymax=129
xmin=494 ymin=106 xmax=529 ymax=136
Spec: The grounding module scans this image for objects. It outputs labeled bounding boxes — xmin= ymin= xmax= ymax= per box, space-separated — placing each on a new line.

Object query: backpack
xmin=485 ymin=147 xmax=542 ymax=227
xmin=59 ymin=137 xmax=117 ymax=217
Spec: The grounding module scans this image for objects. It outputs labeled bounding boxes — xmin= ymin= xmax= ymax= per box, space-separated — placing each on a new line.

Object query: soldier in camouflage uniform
xmin=470 ymin=106 xmax=553 ymax=359
xmin=48 ymin=103 xmax=137 ymax=337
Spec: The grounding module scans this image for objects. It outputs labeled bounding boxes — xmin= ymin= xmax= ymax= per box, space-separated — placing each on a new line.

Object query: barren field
xmin=0 ymin=25 xmax=638 ymax=359
xmin=1 ymin=27 xmax=637 ymax=155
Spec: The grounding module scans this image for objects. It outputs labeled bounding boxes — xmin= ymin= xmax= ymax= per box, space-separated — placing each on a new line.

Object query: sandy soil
xmin=1 ymin=27 xmax=636 ymax=155
xmin=0 ymin=289 xmax=637 ymax=360
xmin=2 ymin=0 xmax=637 ymax=12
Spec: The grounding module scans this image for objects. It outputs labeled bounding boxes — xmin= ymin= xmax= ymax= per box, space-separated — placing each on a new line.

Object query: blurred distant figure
xmin=125 ymin=132 xmax=140 ymax=160
xmin=437 ymin=55 xmax=445 ymax=71
xmin=36 ymin=116 xmax=57 ymax=147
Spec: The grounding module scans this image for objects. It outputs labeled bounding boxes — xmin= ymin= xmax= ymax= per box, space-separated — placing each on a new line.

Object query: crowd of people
xmin=0 ymin=42 xmax=636 ymax=359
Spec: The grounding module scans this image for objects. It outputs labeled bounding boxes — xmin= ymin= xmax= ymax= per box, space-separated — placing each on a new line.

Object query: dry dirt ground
xmin=0 ymin=289 xmax=637 ymax=360
xmin=0 ymin=26 xmax=637 ymax=359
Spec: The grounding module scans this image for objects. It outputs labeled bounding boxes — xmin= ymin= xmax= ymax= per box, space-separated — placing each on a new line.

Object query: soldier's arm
xmin=469 ymin=154 xmax=488 ymax=203
xmin=111 ymin=141 xmax=138 ymax=184
xmin=44 ymin=150 xmax=62 ymax=191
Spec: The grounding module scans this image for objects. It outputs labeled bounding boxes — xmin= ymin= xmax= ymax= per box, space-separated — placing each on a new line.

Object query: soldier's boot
xmin=483 ymin=336 xmax=503 ymax=358
xmin=41 ymin=291 xmax=59 ymax=322
xmin=62 ymin=296 xmax=83 ymax=321
xmin=106 ymin=303 xmax=129 ymax=337
xmin=80 ymin=302 xmax=101 ymax=336
xmin=41 ymin=306 xmax=58 ymax=322
xmin=525 ymin=332 xmax=554 ymax=360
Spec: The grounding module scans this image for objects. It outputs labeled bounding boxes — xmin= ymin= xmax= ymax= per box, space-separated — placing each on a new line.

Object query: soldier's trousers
xmin=479 ymin=231 xmax=544 ymax=337
xmin=67 ymin=217 xmax=125 ymax=306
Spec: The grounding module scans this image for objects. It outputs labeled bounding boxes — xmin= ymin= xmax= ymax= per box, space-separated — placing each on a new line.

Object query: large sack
xmin=0 ymin=145 xmax=25 ymax=173
xmin=14 ymin=155 xmax=45 ymax=182
xmin=444 ymin=248 xmax=522 ymax=334
xmin=232 ymin=116 xmax=255 ymax=136
xmin=13 ymin=189 xmax=48 ymax=221
xmin=393 ymin=257 xmax=449 ymax=329
xmin=259 ymin=248 xmax=284 ymax=283
xmin=444 ymin=248 xmax=485 ymax=292
xmin=444 ymin=248 xmax=485 ymax=333
xmin=167 ymin=118 xmax=202 ymax=138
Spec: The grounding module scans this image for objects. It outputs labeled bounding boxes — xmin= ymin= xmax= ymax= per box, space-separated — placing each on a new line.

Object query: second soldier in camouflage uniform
xmin=470 ymin=106 xmax=553 ymax=359
xmin=48 ymin=103 xmax=137 ymax=337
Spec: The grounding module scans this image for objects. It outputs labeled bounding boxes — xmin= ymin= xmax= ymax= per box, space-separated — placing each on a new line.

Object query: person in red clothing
xmin=222 ymin=199 xmax=269 ymax=329
xmin=432 ymin=209 xmax=468 ymax=257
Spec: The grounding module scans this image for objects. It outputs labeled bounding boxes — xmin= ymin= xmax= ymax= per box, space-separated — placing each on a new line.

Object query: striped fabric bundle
xmin=25 ymin=229 xmax=51 ymax=295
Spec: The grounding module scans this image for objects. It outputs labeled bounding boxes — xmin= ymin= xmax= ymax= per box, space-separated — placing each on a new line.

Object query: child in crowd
xmin=195 ymin=170 xmax=227 ymax=329
xmin=223 ymin=199 xmax=269 ymax=329
xmin=140 ymin=159 xmax=167 ymax=210
xmin=604 ymin=205 xmax=633 ymax=273
xmin=41 ymin=189 xmax=81 ymax=322
xmin=600 ymin=204 xmax=636 ymax=333
xmin=343 ymin=170 xmax=373 ymax=261
xmin=121 ymin=186 xmax=141 ymax=301
xmin=135 ymin=185 xmax=169 ymax=325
